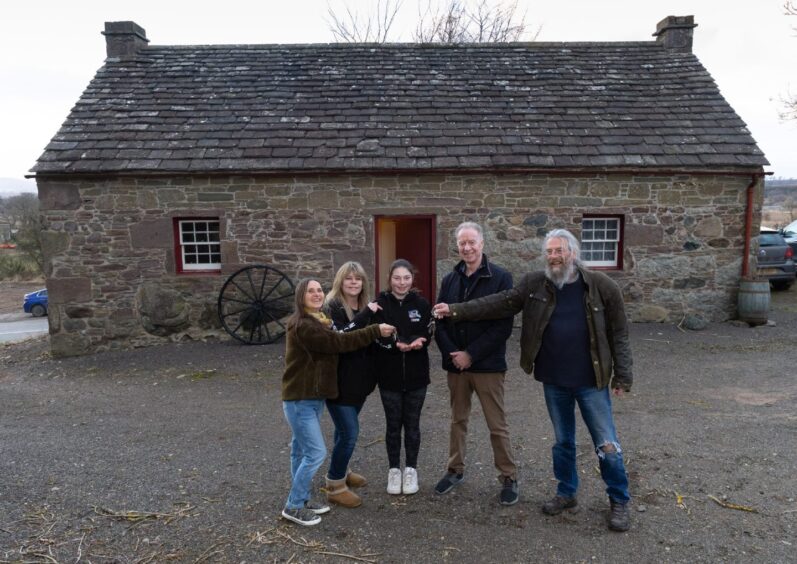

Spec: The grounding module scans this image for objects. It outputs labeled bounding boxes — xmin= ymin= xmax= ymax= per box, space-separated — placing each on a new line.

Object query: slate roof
xmin=32 ymin=41 xmax=768 ymax=175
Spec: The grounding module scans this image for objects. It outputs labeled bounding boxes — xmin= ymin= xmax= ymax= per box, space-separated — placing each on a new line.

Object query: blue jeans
xmin=325 ymin=401 xmax=363 ymax=480
xmin=543 ymin=384 xmax=630 ymax=503
xmin=282 ymin=400 xmax=327 ymax=510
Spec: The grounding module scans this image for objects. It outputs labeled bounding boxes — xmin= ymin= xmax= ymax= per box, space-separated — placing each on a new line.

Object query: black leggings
xmin=379 ymin=386 xmax=427 ymax=468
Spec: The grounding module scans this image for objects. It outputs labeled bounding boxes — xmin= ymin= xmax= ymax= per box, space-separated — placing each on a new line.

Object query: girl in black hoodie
xmin=373 ymin=259 xmax=433 ymax=496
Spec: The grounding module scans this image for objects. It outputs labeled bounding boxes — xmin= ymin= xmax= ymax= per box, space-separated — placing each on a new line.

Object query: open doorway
xmin=374 ymin=215 xmax=436 ymax=301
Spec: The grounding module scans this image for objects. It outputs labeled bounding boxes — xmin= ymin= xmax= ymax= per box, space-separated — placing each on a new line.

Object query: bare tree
xmin=326 ymin=0 xmax=538 ymax=44
xmin=0 ymin=193 xmax=43 ymax=272
xmin=326 ymin=0 xmax=404 ymax=43
xmin=0 ymin=193 xmax=38 ymax=232
xmin=783 ymin=2 xmax=797 ymax=120
xmin=414 ymin=0 xmax=538 ymax=43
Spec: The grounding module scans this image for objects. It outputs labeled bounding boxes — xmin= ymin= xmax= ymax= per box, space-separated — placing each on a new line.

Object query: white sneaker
xmin=387 ymin=467 xmax=402 ymax=495
xmin=402 ymin=467 xmax=419 ymax=495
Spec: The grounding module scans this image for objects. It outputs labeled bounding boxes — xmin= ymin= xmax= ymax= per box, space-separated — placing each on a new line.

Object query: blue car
xmin=23 ymin=288 xmax=48 ymax=317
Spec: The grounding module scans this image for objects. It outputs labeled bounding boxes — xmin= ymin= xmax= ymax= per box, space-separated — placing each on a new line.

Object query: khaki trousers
xmin=446 ymin=371 xmax=517 ymax=480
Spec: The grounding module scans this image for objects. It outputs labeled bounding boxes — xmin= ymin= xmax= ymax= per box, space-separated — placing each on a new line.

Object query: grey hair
xmin=543 ymin=228 xmax=581 ymax=263
xmin=455 ymin=221 xmax=483 ymax=241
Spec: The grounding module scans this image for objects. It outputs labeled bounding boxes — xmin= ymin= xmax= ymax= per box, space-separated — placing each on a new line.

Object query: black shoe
xmin=434 ymin=472 xmax=464 ymax=494
xmin=499 ymin=477 xmax=519 ymax=506
xmin=542 ymin=495 xmax=579 ymax=515
xmin=608 ymin=500 xmax=630 ymax=532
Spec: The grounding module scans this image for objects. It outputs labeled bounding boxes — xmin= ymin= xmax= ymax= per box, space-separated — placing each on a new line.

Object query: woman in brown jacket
xmin=280 ymin=278 xmax=394 ymax=527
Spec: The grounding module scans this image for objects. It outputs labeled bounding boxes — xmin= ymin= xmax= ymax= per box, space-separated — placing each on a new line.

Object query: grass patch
xmin=0 ymin=253 xmax=41 ymax=280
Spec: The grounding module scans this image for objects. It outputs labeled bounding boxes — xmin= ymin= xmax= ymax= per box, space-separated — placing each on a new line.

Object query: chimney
xmin=102 ymin=21 xmax=149 ymax=59
xmin=652 ymin=15 xmax=697 ymax=52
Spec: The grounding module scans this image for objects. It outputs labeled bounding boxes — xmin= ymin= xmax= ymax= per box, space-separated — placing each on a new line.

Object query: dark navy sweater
xmin=533 ymin=274 xmax=595 ymax=388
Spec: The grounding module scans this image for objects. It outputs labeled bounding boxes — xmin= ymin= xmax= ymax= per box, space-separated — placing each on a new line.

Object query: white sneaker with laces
xmin=387 ymin=467 xmax=402 ymax=494
xmin=402 ymin=467 xmax=419 ymax=495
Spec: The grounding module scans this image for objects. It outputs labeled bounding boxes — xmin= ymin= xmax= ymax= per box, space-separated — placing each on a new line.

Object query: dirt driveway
xmin=1 ymin=286 xmax=796 ymax=563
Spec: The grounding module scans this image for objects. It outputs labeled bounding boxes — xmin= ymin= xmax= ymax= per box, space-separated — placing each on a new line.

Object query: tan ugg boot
xmin=326 ymin=477 xmax=362 ymax=508
xmin=346 ymin=469 xmax=367 ymax=488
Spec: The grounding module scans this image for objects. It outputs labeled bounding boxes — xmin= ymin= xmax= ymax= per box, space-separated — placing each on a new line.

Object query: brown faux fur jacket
xmin=281 ymin=316 xmax=382 ymax=401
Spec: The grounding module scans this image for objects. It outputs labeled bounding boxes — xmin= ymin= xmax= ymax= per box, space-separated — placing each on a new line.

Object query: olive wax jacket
xmin=449 ymin=266 xmax=633 ymax=391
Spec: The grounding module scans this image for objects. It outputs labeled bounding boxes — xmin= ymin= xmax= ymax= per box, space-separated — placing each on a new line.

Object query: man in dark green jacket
xmin=433 ymin=228 xmax=634 ymax=532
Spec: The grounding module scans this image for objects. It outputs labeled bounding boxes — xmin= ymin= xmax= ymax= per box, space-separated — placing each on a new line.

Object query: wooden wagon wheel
xmin=217 ymin=265 xmax=295 ymax=345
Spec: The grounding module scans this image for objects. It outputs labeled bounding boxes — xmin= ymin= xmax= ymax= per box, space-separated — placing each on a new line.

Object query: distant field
xmin=762 ymin=208 xmax=794 ymax=228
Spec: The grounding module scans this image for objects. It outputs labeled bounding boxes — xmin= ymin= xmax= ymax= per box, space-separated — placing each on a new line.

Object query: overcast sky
xmin=2 ymin=0 xmax=796 ymax=195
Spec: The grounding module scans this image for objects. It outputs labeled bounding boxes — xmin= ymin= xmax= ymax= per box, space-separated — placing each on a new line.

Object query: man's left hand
xmin=450 ymin=351 xmax=472 ymax=371
xmin=612 ymin=387 xmax=625 ymax=397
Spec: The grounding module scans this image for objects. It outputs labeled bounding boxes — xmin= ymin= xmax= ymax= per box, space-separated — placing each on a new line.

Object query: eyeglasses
xmin=545 ymin=247 xmax=568 ymax=257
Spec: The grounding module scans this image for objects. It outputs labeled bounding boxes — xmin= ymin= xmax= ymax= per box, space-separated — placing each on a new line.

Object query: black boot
xmin=542 ymin=495 xmax=578 ymax=515
xmin=608 ymin=499 xmax=630 ymax=531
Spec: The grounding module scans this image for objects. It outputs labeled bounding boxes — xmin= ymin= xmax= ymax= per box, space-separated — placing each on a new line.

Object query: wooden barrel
xmin=737 ymin=279 xmax=770 ymax=326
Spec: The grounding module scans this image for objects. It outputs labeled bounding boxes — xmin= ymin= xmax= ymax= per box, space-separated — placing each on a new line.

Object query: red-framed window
xmin=581 ymin=215 xmax=624 ymax=270
xmin=173 ymin=218 xmax=222 ymax=273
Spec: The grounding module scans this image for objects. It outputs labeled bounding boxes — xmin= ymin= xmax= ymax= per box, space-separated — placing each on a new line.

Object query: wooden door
xmin=375 ymin=215 xmax=436 ymax=301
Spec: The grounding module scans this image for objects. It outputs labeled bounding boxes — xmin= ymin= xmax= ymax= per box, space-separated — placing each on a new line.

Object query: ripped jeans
xmin=543 ymin=384 xmax=630 ymax=503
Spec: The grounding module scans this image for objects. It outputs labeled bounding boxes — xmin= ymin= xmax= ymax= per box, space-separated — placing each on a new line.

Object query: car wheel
xmin=771 ymin=281 xmax=791 ymax=291
xmin=30 ymin=304 xmax=47 ymax=317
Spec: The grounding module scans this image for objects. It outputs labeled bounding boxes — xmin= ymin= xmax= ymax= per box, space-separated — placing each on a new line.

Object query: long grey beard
xmin=545 ymin=261 xmax=578 ymax=290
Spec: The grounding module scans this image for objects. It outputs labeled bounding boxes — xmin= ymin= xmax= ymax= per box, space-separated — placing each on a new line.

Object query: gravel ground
xmin=1 ymin=287 xmax=796 ymax=563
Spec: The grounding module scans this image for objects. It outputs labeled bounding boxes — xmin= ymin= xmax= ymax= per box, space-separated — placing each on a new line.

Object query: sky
xmin=2 ymin=0 xmax=796 ymax=196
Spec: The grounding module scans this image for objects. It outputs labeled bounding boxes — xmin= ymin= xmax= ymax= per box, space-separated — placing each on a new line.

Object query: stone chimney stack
xmin=652 ymin=15 xmax=697 ymax=52
xmin=102 ymin=21 xmax=149 ymax=59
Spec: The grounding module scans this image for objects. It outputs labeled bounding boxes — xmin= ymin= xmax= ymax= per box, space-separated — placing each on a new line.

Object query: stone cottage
xmin=31 ymin=16 xmax=768 ymax=356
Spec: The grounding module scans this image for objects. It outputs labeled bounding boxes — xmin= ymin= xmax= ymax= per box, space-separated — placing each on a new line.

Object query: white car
xmin=781 ymin=219 xmax=797 ymax=236
xmin=779 ymin=220 xmax=797 ymax=254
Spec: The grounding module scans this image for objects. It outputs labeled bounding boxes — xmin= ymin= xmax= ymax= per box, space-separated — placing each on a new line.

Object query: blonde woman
xmin=323 ymin=262 xmax=381 ymax=508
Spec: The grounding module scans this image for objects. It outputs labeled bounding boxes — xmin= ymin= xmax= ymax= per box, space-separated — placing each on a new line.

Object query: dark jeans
xmin=325 ymin=401 xmax=363 ymax=480
xmin=379 ymin=386 xmax=427 ymax=468
xmin=543 ymin=384 xmax=630 ymax=503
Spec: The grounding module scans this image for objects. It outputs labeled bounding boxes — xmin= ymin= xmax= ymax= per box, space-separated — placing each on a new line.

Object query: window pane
xmin=580 ymin=216 xmax=622 ymax=268
xmin=177 ymin=218 xmax=221 ymax=272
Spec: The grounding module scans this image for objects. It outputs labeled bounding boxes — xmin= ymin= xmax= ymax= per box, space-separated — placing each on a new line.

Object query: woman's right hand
xmin=378 ymin=323 xmax=396 ymax=338
xmin=367 ymin=301 xmax=382 ymax=313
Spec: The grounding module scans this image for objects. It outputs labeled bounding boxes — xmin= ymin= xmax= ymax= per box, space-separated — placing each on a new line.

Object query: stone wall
xmin=37 ymin=171 xmax=762 ymax=356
